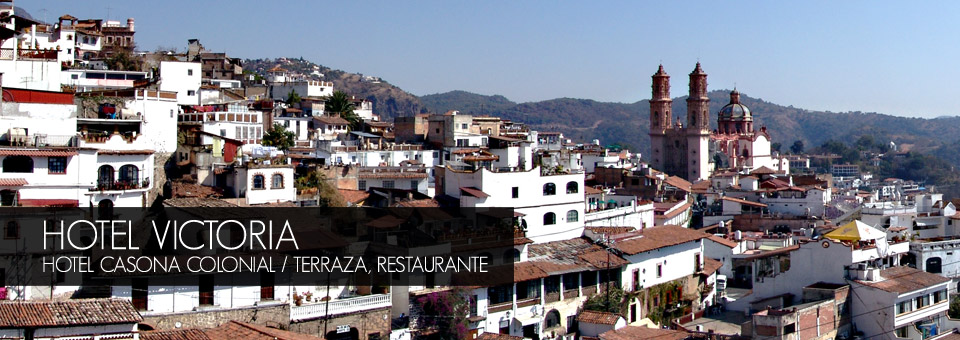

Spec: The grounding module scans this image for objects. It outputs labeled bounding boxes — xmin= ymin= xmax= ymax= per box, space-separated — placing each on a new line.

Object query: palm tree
xmin=325 ymin=91 xmax=362 ymax=131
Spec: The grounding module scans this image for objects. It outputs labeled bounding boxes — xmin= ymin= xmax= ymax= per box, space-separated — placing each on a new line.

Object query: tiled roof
xmin=702 ymin=258 xmax=723 ymax=276
xmin=584 ymin=226 xmax=636 ymax=235
xmin=163 ymin=197 xmax=238 ymax=207
xmin=751 ymin=166 xmax=777 ymax=175
xmin=527 ymin=238 xmax=629 ymax=275
xmin=577 ymin=310 xmax=622 ymax=325
xmin=0 ymin=298 xmax=142 ymax=328
xmin=600 ymin=326 xmax=691 ymax=340
xmin=476 ymin=333 xmax=523 ymax=340
xmin=0 ymin=178 xmax=28 ymax=186
xmin=314 ymin=116 xmax=349 ymax=125
xmin=612 ymin=225 xmax=709 ymax=255
xmin=663 ymin=176 xmax=692 ymax=192
xmin=720 ymin=196 xmax=767 ymax=207
xmin=585 ymin=186 xmax=604 ymax=195
xmin=460 ymin=186 xmax=490 ymax=198
xmin=0 ymin=149 xmax=77 ymax=157
xmin=855 ymin=266 xmax=950 ymax=294
xmin=393 ymin=199 xmax=440 ymax=208
xmin=142 ymin=329 xmax=211 ymax=340
xmin=706 ymin=235 xmax=738 ymax=248
xmin=205 ymin=321 xmax=322 ymax=340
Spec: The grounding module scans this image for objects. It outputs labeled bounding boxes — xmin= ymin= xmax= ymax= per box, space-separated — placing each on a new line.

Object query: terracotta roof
xmin=612 ymin=225 xmax=709 ymax=255
xmin=97 ymin=149 xmax=155 ymax=155
xmin=702 ymin=258 xmax=723 ymax=276
xmin=721 ymin=196 xmax=767 ymax=208
xmin=337 ymin=189 xmax=369 ymax=204
xmin=314 ymin=116 xmax=349 ymax=125
xmin=366 ymin=215 xmax=405 ymax=229
xmin=585 ymin=226 xmax=636 ymax=235
xmin=0 ymin=178 xmax=28 ymax=186
xmin=585 ymin=186 xmax=604 ymax=195
xmin=0 ymin=298 xmax=142 ymax=328
xmin=528 ymin=238 xmax=629 ymax=275
xmin=452 ymin=148 xmax=483 ymax=154
xmin=460 ymin=186 xmax=490 ymax=198
xmin=657 ymin=201 xmax=692 ymax=220
xmin=855 ymin=266 xmax=950 ymax=294
xmin=751 ymin=166 xmax=777 ymax=175
xmin=143 ymin=329 xmax=211 ymax=340
xmin=744 ymin=245 xmax=800 ymax=260
xmin=163 ymin=197 xmax=238 ymax=207
xmin=663 ymin=176 xmax=692 ymax=192
xmin=600 ymin=326 xmax=691 ymax=340
xmin=205 ymin=321 xmax=322 ymax=340
xmin=706 ymin=235 xmax=738 ymax=248
xmin=393 ymin=199 xmax=440 ymax=208
xmin=691 ymin=180 xmax=712 ymax=192
xmin=358 ymin=171 xmax=427 ymax=179
xmin=476 ymin=333 xmax=523 ymax=340
xmin=0 ymin=149 xmax=77 ymax=157
xmin=577 ymin=310 xmax=623 ymax=325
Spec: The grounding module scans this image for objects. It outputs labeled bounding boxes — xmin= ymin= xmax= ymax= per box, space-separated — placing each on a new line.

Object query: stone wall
xmin=319 ymin=165 xmax=359 ymax=190
xmin=143 ymin=302 xmax=290 ymax=330
xmin=289 ymin=307 xmax=391 ymax=340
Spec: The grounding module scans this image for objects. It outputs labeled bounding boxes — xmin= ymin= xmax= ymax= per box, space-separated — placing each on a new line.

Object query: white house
xmin=848 ymin=266 xmax=950 ymax=340
xmin=159 ymin=61 xmax=202 ymax=105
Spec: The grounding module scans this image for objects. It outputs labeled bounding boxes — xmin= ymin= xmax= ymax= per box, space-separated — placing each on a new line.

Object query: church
xmin=647 ymin=63 xmax=789 ymax=181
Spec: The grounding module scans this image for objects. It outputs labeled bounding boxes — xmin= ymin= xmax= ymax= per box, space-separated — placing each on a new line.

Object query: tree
xmin=951 ymin=295 xmax=960 ymax=319
xmin=413 ymin=288 xmax=470 ymax=340
xmin=325 ymin=91 xmax=361 ymax=130
xmin=771 ymin=142 xmax=782 ymax=153
xmin=261 ymin=123 xmax=295 ymax=151
xmin=295 ymin=170 xmax=346 ymax=207
xmin=285 ymin=89 xmax=302 ymax=106
xmin=582 ymin=285 xmax=625 ymax=315
xmin=105 ymin=44 xmax=144 ymax=71
xmin=790 ymin=140 xmax=805 ymax=154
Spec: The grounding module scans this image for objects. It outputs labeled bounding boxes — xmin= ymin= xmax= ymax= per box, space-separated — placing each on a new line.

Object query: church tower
xmin=685 ymin=63 xmax=712 ymax=181
xmin=649 ymin=65 xmax=672 ymax=171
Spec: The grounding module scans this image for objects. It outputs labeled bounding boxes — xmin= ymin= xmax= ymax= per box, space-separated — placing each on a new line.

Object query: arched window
xmin=119 ymin=165 xmax=139 ymax=186
xmin=543 ymin=183 xmax=556 ymax=196
xmin=3 ymin=155 xmax=33 ymax=173
xmin=567 ymin=210 xmax=579 ymax=223
xmin=252 ymin=174 xmax=265 ymax=189
xmin=97 ymin=165 xmax=114 ymax=189
xmin=271 ymin=174 xmax=284 ymax=189
xmin=545 ymin=309 xmax=561 ymax=328
xmin=97 ymin=199 xmax=114 ymax=219
xmin=742 ymin=148 xmax=750 ymax=158
xmin=566 ymin=181 xmax=578 ymax=194
xmin=543 ymin=212 xmax=556 ymax=225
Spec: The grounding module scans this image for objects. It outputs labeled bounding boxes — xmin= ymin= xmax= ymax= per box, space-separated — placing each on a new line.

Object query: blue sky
xmin=26 ymin=1 xmax=960 ymax=118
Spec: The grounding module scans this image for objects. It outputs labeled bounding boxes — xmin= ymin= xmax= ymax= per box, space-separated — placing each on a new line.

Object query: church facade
xmin=648 ymin=63 xmax=788 ymax=181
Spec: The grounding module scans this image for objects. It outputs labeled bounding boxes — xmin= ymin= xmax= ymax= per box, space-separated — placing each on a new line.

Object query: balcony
xmin=0 ymin=48 xmax=58 ymax=61
xmin=1 ymin=134 xmax=78 ymax=147
xmin=290 ymin=293 xmax=391 ymax=321
xmin=90 ymin=178 xmax=150 ymax=192
xmin=851 ymin=241 xmax=909 ymax=263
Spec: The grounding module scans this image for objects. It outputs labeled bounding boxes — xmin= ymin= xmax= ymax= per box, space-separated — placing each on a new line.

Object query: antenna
xmin=106 ymin=6 xmax=112 ymax=21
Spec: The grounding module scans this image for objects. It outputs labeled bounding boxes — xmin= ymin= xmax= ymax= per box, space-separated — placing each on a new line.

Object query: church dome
xmin=718 ymin=89 xmax=751 ymax=121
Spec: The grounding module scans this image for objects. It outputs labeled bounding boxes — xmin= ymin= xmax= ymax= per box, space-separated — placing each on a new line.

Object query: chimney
xmin=127 ymin=18 xmax=135 ymax=32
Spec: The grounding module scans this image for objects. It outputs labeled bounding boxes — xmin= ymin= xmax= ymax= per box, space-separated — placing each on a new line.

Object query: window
xmin=187 ymin=90 xmax=196 ymax=96
xmin=632 ymin=269 xmax=640 ymax=291
xmin=543 ymin=212 xmax=556 ymax=225
xmin=132 ymin=278 xmax=148 ymax=311
xmin=488 ymin=284 xmax=513 ymax=305
xmin=566 ymin=181 xmax=579 ymax=194
xmin=461 ymin=123 xmax=468 ymax=129
xmin=896 ymin=300 xmax=912 ymax=314
xmin=2 ymin=156 xmax=33 ymax=173
xmin=512 ymin=187 xmax=519 ymax=198
xmin=48 ymin=157 xmax=67 ymax=174
xmin=543 ymin=183 xmax=556 ymax=196
xmin=119 ymin=165 xmax=139 ymax=186
xmin=566 ymin=210 xmax=578 ymax=222
xmin=383 ymin=180 xmax=395 ymax=189
xmin=895 ymin=327 xmax=908 ymax=338
xmin=4 ymin=221 xmax=18 ymax=239
xmin=71 ymin=74 xmax=79 ymax=80
xmin=187 ymin=69 xmax=194 ymax=76
xmin=694 ymin=253 xmax=702 ymax=272
xmin=410 ymin=180 xmax=418 ymax=190
xmin=97 ymin=165 xmax=114 ymax=189
xmin=252 ymin=175 xmax=265 ymax=189
xmin=199 ymin=275 xmax=214 ymax=305
xmin=545 ymin=310 xmax=561 ymax=328
xmin=358 ymin=180 xmax=366 ymax=190
xmin=936 ymin=289 xmax=949 ymax=304
xmin=917 ymin=295 xmax=930 ymax=309
xmin=783 ymin=324 xmax=796 ymax=334
xmin=656 ymin=263 xmax=663 ymax=278
xmin=272 ymin=174 xmax=284 ymax=189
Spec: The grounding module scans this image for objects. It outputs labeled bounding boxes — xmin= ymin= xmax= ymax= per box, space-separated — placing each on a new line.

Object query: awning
xmin=0 ymin=178 xmax=27 ymax=186
xmin=460 ymin=186 xmax=490 ymax=198
xmin=0 ymin=149 xmax=77 ymax=157
xmin=824 ymin=220 xmax=886 ymax=241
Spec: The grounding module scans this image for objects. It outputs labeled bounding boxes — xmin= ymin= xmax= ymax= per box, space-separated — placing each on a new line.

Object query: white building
xmin=270 ymin=80 xmax=334 ymax=100
xmin=848 ymin=266 xmax=950 ymax=340
xmin=179 ymin=103 xmax=264 ymax=145
xmin=158 ymin=61 xmax=202 ymax=105
xmin=441 ymin=166 xmax=585 ymax=243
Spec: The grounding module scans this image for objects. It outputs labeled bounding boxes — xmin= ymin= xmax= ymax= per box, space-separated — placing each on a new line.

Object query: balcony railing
xmin=92 ymin=178 xmax=150 ymax=192
xmin=2 ymin=134 xmax=78 ymax=147
xmin=0 ymin=48 xmax=58 ymax=61
xmin=290 ymin=293 xmax=391 ymax=321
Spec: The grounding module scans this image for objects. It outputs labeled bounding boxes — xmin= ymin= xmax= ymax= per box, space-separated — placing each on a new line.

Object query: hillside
xmin=244 ymin=58 xmax=423 ymax=118
xmin=421 ymin=90 xmax=960 ymax=158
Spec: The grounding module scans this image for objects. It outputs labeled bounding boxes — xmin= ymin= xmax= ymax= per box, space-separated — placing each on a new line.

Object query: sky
xmin=24 ymin=1 xmax=960 ymax=118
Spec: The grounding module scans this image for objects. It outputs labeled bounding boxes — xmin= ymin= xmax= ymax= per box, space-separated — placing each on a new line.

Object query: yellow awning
xmin=824 ymin=220 xmax=886 ymax=241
